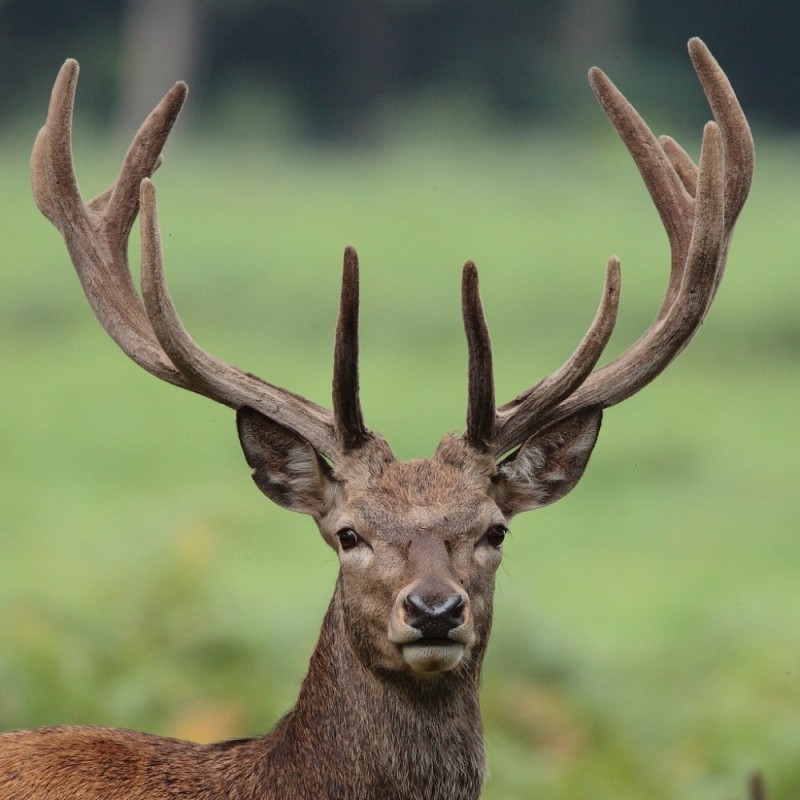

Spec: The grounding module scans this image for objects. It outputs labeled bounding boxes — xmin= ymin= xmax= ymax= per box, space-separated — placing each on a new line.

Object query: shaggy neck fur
xmin=245 ymin=580 xmax=487 ymax=800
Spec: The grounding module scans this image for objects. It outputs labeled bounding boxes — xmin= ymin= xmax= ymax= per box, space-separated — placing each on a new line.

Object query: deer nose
xmin=404 ymin=592 xmax=465 ymax=639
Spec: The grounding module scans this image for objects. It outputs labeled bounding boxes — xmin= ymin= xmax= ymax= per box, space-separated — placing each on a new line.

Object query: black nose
xmin=404 ymin=592 xmax=465 ymax=639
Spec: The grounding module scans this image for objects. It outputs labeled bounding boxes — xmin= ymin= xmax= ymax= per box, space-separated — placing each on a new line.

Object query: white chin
xmin=401 ymin=641 xmax=465 ymax=673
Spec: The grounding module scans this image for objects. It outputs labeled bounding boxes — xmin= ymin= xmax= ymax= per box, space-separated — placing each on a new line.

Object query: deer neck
xmin=263 ymin=578 xmax=487 ymax=800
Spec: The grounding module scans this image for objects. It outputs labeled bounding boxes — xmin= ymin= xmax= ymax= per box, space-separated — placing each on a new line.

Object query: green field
xmin=1 ymin=122 xmax=798 ymax=799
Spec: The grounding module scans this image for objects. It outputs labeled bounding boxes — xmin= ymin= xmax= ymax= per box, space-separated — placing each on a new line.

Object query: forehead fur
xmin=332 ymin=433 xmax=498 ymax=522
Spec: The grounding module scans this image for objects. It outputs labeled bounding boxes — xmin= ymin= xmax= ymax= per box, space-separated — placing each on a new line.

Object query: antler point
xmin=140 ymin=177 xmax=156 ymax=202
xmin=343 ymin=246 xmax=359 ymax=274
xmin=688 ymin=36 xmax=706 ymax=52
xmin=688 ymin=37 xmax=715 ymax=73
xmin=170 ymin=81 xmax=189 ymax=104
xmin=587 ymin=66 xmax=609 ymax=91
xmin=606 ymin=257 xmax=622 ymax=294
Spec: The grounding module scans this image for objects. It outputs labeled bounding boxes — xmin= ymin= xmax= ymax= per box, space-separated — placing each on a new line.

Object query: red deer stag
xmin=1 ymin=38 xmax=752 ymax=800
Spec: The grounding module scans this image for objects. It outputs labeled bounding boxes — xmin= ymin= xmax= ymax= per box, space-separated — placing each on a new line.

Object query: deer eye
xmin=485 ymin=525 xmax=508 ymax=548
xmin=336 ymin=528 xmax=360 ymax=551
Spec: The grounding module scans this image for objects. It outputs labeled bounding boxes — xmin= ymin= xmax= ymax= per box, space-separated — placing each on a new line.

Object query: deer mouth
xmin=400 ymin=639 xmax=466 ymax=674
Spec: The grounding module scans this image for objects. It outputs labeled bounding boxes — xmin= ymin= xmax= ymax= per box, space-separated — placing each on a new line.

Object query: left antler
xmin=31 ymin=59 xmax=373 ymax=461
xmin=463 ymin=37 xmax=754 ymax=455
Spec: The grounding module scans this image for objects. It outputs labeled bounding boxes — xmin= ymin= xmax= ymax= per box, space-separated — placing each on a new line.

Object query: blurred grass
xmin=1 ymin=121 xmax=798 ymax=800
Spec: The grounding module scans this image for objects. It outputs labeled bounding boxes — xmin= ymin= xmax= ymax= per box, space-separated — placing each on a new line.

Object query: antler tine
xmin=139 ymin=179 xmax=340 ymax=459
xmin=493 ymin=39 xmax=750 ymax=451
xmin=495 ymin=257 xmax=620 ymax=452
xmin=659 ymin=135 xmax=699 ymax=198
xmin=100 ymin=82 xmax=188 ymax=239
xmin=333 ymin=247 xmax=371 ymax=452
xmin=689 ymin=37 xmax=754 ymax=235
xmin=688 ymin=37 xmax=754 ymax=311
xmin=31 ymin=60 xmax=83 ymax=229
xmin=462 ymin=262 xmax=496 ymax=453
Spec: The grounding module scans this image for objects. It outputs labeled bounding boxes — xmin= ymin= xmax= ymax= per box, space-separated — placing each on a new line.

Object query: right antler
xmin=31 ymin=60 xmax=371 ymax=461
xmin=462 ymin=38 xmax=753 ymax=455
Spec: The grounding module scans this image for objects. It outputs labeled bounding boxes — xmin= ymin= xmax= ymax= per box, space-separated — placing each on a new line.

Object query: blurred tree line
xmin=0 ymin=0 xmax=794 ymax=142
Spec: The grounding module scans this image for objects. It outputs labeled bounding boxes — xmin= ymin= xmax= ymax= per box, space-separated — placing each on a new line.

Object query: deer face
xmin=237 ymin=408 xmax=602 ymax=677
xmin=324 ymin=442 xmax=505 ymax=676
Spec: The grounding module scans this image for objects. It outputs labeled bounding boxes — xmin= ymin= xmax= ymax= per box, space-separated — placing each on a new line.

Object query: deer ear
xmin=494 ymin=408 xmax=602 ymax=516
xmin=236 ymin=406 xmax=335 ymax=516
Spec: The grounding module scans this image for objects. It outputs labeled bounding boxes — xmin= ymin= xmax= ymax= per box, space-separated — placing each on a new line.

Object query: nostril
xmin=404 ymin=592 xmax=431 ymax=620
xmin=404 ymin=592 xmax=466 ymax=638
xmin=439 ymin=594 xmax=465 ymax=624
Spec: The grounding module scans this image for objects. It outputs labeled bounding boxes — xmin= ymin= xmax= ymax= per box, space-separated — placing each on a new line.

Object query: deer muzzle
xmin=388 ymin=584 xmax=475 ymax=674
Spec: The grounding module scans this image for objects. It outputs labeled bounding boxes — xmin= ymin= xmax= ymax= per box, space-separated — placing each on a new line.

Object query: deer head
xmin=30 ymin=38 xmax=752 ymax=686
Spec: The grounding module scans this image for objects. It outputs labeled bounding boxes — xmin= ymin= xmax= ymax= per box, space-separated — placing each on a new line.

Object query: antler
xmin=464 ymin=38 xmax=753 ymax=455
xmin=32 ymin=59 xmax=371 ymax=461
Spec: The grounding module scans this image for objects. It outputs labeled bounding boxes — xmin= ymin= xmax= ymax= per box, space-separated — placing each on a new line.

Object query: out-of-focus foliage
xmin=0 ymin=0 xmax=796 ymax=141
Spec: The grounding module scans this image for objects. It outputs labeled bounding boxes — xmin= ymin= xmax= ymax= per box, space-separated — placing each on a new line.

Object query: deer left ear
xmin=494 ymin=408 xmax=602 ymax=516
xmin=236 ymin=406 xmax=335 ymax=516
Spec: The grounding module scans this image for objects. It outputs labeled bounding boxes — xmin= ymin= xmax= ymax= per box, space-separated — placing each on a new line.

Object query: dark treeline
xmin=0 ymin=0 xmax=793 ymax=142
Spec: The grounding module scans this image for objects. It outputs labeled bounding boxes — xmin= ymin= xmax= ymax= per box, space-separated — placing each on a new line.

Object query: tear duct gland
xmin=0 ymin=37 xmax=753 ymax=800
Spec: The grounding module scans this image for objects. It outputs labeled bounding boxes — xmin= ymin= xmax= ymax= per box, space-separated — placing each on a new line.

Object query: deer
xmin=0 ymin=37 xmax=753 ymax=800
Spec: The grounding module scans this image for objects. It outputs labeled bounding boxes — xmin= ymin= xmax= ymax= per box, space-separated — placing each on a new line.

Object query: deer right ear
xmin=493 ymin=408 xmax=602 ymax=517
xmin=236 ymin=407 xmax=336 ymax=516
